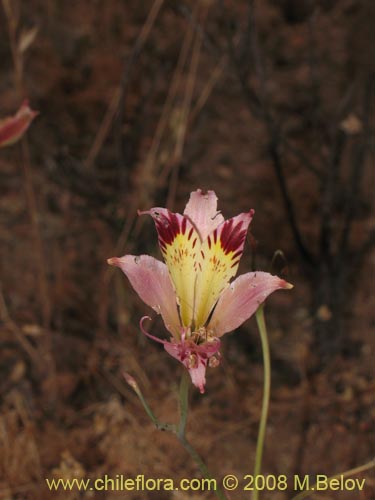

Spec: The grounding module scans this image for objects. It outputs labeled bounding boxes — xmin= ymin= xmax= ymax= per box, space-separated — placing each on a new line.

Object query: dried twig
xmin=166 ymin=4 xmax=206 ymax=209
xmin=0 ymin=283 xmax=41 ymax=366
xmin=338 ymin=76 xmax=374 ymax=261
xmin=231 ymin=1 xmax=315 ymax=266
xmin=2 ymin=0 xmax=57 ymax=403
xmin=84 ymin=0 xmax=165 ymax=170
xmin=146 ymin=3 xmax=196 ymax=188
xmin=2 ymin=0 xmax=51 ymax=330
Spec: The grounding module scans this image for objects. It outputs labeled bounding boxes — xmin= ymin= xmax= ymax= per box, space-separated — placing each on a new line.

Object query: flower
xmin=108 ymin=190 xmax=292 ymax=393
xmin=0 ymin=100 xmax=38 ymax=148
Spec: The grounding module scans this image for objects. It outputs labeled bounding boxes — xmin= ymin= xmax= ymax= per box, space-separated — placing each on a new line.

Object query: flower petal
xmin=164 ymin=337 xmax=221 ymax=393
xmin=208 ymin=271 xmax=292 ymax=336
xmin=138 ymin=317 xmax=221 ymax=393
xmin=183 ymin=189 xmax=224 ymax=241
xmin=107 ymin=255 xmax=181 ymax=337
xmin=140 ymin=208 xmax=201 ymax=327
xmin=194 ymin=211 xmax=254 ymax=327
xmin=0 ymin=100 xmax=38 ymax=148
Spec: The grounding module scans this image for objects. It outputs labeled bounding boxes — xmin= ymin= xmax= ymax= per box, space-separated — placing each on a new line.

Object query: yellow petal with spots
xmin=142 ymin=208 xmax=201 ymax=327
xmin=194 ymin=211 xmax=254 ymax=328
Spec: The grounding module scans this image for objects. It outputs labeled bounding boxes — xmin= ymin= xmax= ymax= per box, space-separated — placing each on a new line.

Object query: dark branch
xmin=338 ymin=75 xmax=374 ymax=262
xmin=227 ymin=3 xmax=315 ymax=266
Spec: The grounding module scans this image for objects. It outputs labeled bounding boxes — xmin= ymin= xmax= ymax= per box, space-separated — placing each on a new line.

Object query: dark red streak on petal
xmin=159 ymin=239 xmax=167 ymax=252
xmin=181 ymin=217 xmax=187 ymax=235
xmin=153 ymin=211 xmax=181 ymax=246
xmin=232 ymin=249 xmax=243 ymax=260
xmin=219 ymin=219 xmax=247 ymax=255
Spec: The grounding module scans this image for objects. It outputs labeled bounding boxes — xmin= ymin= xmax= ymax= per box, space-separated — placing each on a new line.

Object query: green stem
xmin=178 ymin=434 xmax=229 ymax=499
xmin=290 ymin=459 xmax=375 ymax=500
xmin=176 ymin=369 xmax=228 ymax=500
xmin=178 ymin=369 xmax=189 ymax=437
xmin=129 ymin=377 xmax=176 ymax=432
xmin=253 ymin=305 xmax=271 ymax=500
xmin=178 ymin=434 xmax=219 ymax=486
xmin=127 ymin=369 xmax=227 ymax=500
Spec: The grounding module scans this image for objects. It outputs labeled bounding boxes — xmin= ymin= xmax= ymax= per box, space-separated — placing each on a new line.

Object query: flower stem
xmin=253 ymin=305 xmax=271 ymax=500
xmin=127 ymin=369 xmax=228 ymax=500
xmin=176 ymin=370 xmax=228 ymax=500
xmin=178 ymin=434 xmax=229 ymax=500
xmin=124 ymin=373 xmax=176 ymax=432
xmin=178 ymin=369 xmax=189 ymax=437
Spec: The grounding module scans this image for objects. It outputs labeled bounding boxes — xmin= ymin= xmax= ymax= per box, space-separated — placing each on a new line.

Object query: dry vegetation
xmin=0 ymin=0 xmax=374 ymax=499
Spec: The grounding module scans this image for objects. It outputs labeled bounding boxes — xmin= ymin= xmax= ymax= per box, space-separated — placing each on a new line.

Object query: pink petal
xmin=107 ymin=255 xmax=181 ymax=337
xmin=183 ymin=189 xmax=224 ymax=241
xmin=139 ymin=317 xmax=221 ymax=393
xmin=185 ymin=362 xmax=207 ymax=394
xmin=164 ymin=337 xmax=221 ymax=393
xmin=209 ymin=272 xmax=293 ymax=337
xmin=0 ymin=100 xmax=38 ymax=148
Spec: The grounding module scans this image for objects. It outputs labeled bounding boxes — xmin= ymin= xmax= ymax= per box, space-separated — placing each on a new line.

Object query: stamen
xmin=139 ymin=316 xmax=166 ymax=345
xmin=188 ymin=354 xmax=198 ymax=369
xmin=209 ymin=356 xmax=220 ymax=368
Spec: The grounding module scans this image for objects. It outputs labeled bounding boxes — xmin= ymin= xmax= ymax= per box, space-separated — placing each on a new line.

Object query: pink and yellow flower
xmin=108 ymin=190 xmax=292 ymax=393
xmin=0 ymin=100 xmax=38 ymax=148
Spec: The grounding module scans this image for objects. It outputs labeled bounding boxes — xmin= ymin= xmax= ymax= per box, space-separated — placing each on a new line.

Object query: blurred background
xmin=0 ymin=0 xmax=374 ymax=498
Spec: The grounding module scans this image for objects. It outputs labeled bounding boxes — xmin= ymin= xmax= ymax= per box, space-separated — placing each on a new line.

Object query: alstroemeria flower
xmin=108 ymin=190 xmax=292 ymax=393
xmin=0 ymin=100 xmax=38 ymax=148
